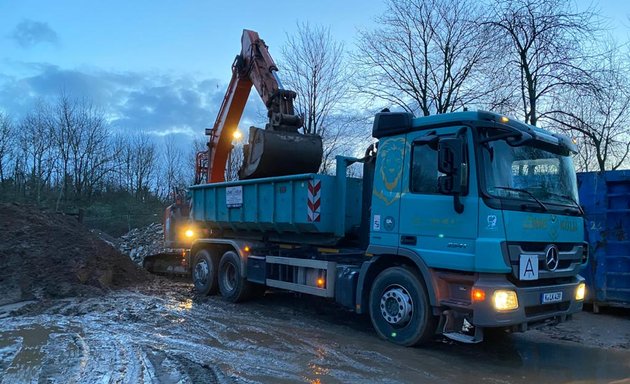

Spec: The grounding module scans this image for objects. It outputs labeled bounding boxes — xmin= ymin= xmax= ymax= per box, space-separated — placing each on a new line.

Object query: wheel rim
xmin=194 ymin=259 xmax=209 ymax=285
xmin=222 ymin=262 xmax=237 ymax=292
xmin=380 ymin=284 xmax=413 ymax=326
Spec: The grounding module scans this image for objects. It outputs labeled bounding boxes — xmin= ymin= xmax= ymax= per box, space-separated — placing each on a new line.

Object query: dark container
xmin=577 ymin=170 xmax=630 ymax=310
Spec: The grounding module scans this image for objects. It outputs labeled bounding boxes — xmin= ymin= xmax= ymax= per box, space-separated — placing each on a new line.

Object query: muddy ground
xmin=1 ymin=280 xmax=629 ymax=384
xmin=1 ymin=205 xmax=628 ymax=383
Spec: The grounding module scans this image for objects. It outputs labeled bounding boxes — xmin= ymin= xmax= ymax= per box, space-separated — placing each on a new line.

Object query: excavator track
xmin=143 ymin=251 xmax=190 ymax=276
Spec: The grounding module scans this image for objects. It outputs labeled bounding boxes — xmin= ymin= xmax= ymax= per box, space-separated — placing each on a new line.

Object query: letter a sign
xmin=519 ymin=255 xmax=539 ymax=280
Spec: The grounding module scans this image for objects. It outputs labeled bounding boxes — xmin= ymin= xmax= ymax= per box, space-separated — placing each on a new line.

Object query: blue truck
xmin=181 ymin=110 xmax=588 ymax=345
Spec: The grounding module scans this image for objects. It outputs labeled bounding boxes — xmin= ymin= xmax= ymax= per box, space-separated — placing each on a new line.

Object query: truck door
xmin=398 ymin=127 xmax=479 ymax=271
xmin=370 ymin=136 xmax=406 ymax=249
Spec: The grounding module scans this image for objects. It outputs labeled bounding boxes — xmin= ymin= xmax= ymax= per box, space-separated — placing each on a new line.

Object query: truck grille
xmin=506 ymin=242 xmax=585 ymax=281
xmin=519 ymin=242 xmax=576 ymax=253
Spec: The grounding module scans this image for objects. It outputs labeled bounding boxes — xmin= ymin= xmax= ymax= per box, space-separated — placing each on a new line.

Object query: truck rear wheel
xmin=218 ymin=251 xmax=254 ymax=303
xmin=369 ymin=266 xmax=437 ymax=346
xmin=193 ymin=249 xmax=218 ymax=296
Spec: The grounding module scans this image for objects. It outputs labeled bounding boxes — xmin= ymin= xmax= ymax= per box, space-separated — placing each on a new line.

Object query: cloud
xmin=9 ymin=20 xmax=59 ymax=48
xmin=0 ymin=63 xmax=267 ymax=152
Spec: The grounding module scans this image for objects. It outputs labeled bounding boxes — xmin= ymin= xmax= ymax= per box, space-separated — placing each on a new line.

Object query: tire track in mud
xmin=0 ymin=288 xmax=224 ymax=384
xmin=0 ymin=284 xmax=442 ymax=383
xmin=1 ymin=282 xmax=630 ymax=383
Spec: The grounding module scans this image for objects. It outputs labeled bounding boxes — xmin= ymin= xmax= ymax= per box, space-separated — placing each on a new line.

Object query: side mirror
xmin=437 ymin=137 xmax=466 ymax=213
xmin=437 ymin=138 xmax=464 ymax=195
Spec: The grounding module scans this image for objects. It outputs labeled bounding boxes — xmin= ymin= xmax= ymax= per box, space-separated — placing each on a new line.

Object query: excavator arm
xmin=151 ymin=30 xmax=323 ymax=275
xmin=197 ymin=29 xmax=322 ymax=183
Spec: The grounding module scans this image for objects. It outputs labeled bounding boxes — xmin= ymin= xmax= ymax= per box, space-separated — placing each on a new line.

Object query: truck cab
xmin=185 ymin=110 xmax=586 ymax=347
xmin=365 ymin=111 xmax=586 ymax=344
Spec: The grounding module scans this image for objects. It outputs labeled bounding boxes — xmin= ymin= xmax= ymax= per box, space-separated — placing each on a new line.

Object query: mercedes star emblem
xmin=545 ymin=244 xmax=560 ymax=271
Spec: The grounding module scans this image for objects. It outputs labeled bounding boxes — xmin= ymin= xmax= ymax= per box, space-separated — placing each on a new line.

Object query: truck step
xmin=443 ymin=331 xmax=483 ymax=344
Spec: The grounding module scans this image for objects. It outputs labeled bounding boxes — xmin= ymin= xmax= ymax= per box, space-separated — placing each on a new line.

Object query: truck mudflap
xmin=470 ymin=275 xmax=585 ymax=329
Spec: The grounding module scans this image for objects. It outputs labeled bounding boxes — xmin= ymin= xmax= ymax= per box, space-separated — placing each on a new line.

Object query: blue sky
xmin=0 ymin=0 xmax=628 ymax=144
xmin=0 ymin=0 xmax=387 ymax=148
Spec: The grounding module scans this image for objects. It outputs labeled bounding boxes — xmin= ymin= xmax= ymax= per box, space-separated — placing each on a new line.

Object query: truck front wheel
xmin=218 ymin=251 xmax=253 ymax=303
xmin=193 ymin=249 xmax=218 ymax=296
xmin=369 ymin=266 xmax=437 ymax=346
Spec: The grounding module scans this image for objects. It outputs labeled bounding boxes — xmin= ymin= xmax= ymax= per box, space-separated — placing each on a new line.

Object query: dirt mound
xmin=0 ymin=203 xmax=150 ymax=305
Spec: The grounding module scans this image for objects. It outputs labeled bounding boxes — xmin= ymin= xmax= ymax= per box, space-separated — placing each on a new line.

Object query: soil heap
xmin=0 ymin=203 xmax=150 ymax=306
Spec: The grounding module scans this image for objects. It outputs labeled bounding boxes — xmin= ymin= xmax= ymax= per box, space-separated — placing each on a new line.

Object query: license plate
xmin=541 ymin=292 xmax=563 ymax=304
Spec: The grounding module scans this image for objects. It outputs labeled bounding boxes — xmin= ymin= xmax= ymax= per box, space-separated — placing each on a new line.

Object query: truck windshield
xmin=481 ymin=138 xmax=579 ymax=211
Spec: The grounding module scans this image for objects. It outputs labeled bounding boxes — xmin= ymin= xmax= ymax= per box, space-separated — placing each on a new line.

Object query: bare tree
xmin=124 ymin=133 xmax=157 ymax=200
xmin=353 ymin=0 xmax=491 ymax=116
xmin=546 ymin=46 xmax=630 ymax=171
xmin=52 ymin=93 xmax=75 ymax=202
xmin=281 ymin=23 xmax=369 ymax=174
xmin=18 ymin=103 xmax=57 ymax=203
xmin=162 ymin=137 xmax=188 ymax=197
xmin=318 ymin=114 xmax=373 ymax=174
xmin=281 ymin=23 xmax=349 ymax=135
xmin=55 ymin=95 xmax=114 ymax=201
xmin=1 ymin=94 xmax=167 ymax=209
xmin=74 ymin=112 xmax=117 ymax=199
xmin=188 ymin=136 xmax=207 ymax=185
xmin=225 ymin=142 xmax=244 ymax=181
xmin=0 ymin=112 xmax=14 ymax=184
xmin=483 ymin=0 xmax=600 ymax=126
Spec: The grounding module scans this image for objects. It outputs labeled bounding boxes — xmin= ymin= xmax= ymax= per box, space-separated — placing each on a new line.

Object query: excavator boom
xmin=149 ymin=29 xmax=323 ymax=276
xmin=201 ymin=29 xmax=322 ymax=183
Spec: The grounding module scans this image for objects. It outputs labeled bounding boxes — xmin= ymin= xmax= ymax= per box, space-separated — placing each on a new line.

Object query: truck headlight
xmin=575 ymin=283 xmax=586 ymax=301
xmin=493 ymin=290 xmax=518 ymax=311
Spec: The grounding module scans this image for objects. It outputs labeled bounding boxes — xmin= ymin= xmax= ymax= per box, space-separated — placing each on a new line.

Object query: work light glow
xmin=184 ymin=229 xmax=194 ymax=238
xmin=493 ymin=290 xmax=518 ymax=311
xmin=576 ymin=283 xmax=586 ymax=301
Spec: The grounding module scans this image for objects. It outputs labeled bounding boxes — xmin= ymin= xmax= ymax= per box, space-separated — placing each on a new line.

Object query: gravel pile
xmin=117 ymin=223 xmax=165 ymax=265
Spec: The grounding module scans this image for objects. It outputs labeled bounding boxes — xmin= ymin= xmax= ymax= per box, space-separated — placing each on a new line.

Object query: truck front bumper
xmin=471 ymin=274 xmax=585 ymax=329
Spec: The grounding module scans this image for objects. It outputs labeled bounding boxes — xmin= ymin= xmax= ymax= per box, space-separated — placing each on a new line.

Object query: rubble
xmin=0 ymin=203 xmax=150 ymax=306
xmin=117 ymin=223 xmax=165 ymax=265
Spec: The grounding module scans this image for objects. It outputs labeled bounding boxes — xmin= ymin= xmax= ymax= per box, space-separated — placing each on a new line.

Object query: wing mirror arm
xmin=437 ymin=137 xmax=466 ymax=214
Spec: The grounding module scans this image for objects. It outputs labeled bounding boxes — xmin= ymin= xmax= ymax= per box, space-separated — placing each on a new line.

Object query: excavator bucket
xmin=240 ymin=127 xmax=323 ymax=179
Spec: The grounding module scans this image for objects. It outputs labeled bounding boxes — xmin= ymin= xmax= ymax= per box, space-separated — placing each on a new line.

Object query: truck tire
xmin=369 ymin=266 xmax=437 ymax=346
xmin=218 ymin=251 xmax=253 ymax=303
xmin=193 ymin=249 xmax=218 ymax=296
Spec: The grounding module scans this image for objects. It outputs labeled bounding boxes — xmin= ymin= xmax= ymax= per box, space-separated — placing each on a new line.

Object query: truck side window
xmin=410 ymin=144 xmax=439 ymax=193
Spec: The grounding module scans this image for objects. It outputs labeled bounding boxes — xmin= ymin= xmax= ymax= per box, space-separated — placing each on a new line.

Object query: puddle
xmin=0 ymin=324 xmax=62 ymax=382
xmin=0 ymin=287 xmax=628 ymax=383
